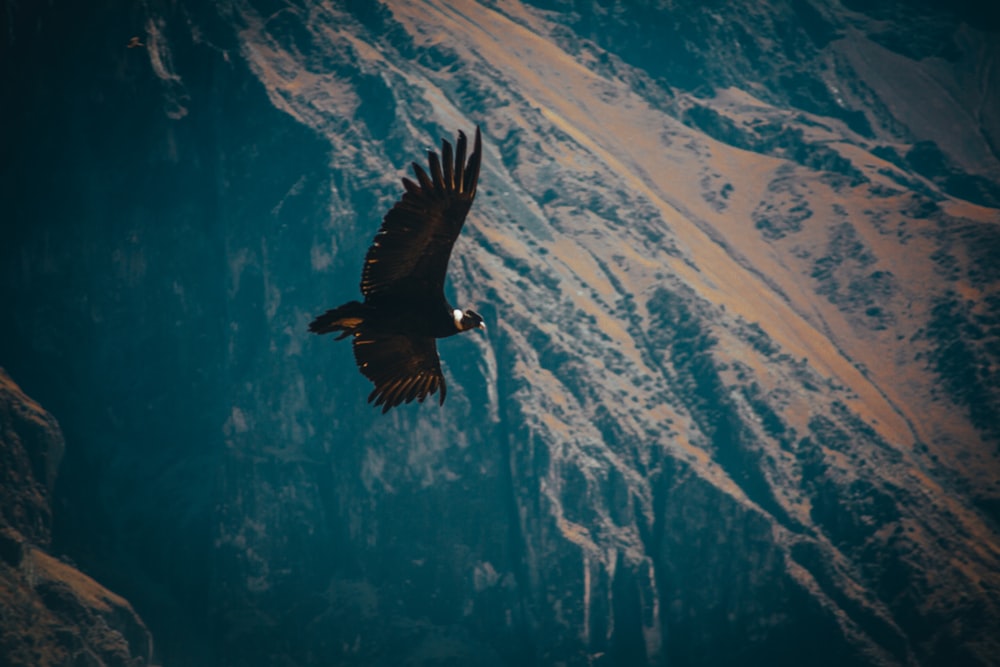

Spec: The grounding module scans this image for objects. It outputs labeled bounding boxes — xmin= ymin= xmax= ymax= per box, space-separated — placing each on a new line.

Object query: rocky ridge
xmin=0 ymin=369 xmax=154 ymax=666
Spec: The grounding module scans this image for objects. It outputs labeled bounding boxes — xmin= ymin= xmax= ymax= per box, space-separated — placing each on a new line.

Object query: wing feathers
xmin=402 ymin=177 xmax=421 ymax=196
xmin=463 ymin=128 xmax=482 ymax=198
xmin=442 ymin=138 xmax=455 ymax=189
xmin=411 ymin=162 xmax=434 ymax=192
xmin=361 ymin=127 xmax=483 ymax=298
xmin=428 ymin=150 xmax=445 ymax=195
xmin=353 ymin=334 xmax=446 ymax=413
xmin=453 ymin=132 xmax=467 ymax=192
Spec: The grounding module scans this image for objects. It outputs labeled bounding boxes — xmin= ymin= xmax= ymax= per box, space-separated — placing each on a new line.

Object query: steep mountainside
xmin=2 ymin=0 xmax=999 ymax=666
xmin=0 ymin=370 xmax=153 ymax=665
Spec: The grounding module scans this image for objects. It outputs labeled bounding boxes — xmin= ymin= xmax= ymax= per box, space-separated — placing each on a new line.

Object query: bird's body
xmin=313 ymin=298 xmax=465 ymax=341
xmin=309 ymin=128 xmax=485 ymax=412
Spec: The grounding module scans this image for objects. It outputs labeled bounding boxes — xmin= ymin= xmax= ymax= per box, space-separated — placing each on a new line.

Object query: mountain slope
xmin=0 ymin=370 xmax=153 ymax=666
xmin=2 ymin=0 xmax=999 ymax=665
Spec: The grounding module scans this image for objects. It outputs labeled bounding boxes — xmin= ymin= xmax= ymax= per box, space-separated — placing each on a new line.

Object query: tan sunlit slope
xmin=229 ymin=0 xmax=1000 ymax=662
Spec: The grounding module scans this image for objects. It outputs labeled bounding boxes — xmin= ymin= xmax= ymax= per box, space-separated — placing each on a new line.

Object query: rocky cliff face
xmin=2 ymin=0 xmax=999 ymax=666
xmin=0 ymin=369 xmax=154 ymax=666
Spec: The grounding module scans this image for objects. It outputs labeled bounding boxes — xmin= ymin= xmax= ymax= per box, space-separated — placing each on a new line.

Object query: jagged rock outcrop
xmin=0 ymin=370 xmax=154 ymax=666
xmin=2 ymin=1 xmax=999 ymax=666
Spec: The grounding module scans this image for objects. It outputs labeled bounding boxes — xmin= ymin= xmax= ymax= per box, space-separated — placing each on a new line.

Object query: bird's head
xmin=453 ymin=308 xmax=486 ymax=333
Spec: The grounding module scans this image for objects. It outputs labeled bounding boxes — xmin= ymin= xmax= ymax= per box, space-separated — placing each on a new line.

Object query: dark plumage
xmin=309 ymin=128 xmax=486 ymax=412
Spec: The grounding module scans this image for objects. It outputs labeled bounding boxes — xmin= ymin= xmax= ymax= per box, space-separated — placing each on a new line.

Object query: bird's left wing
xmin=352 ymin=333 xmax=447 ymax=413
xmin=361 ymin=127 xmax=482 ymax=299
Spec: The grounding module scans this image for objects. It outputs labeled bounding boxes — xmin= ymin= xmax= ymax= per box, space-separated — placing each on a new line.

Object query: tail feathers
xmin=309 ymin=301 xmax=366 ymax=340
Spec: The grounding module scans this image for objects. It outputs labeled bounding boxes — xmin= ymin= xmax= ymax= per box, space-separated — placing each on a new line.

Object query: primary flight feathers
xmin=309 ymin=128 xmax=486 ymax=413
xmin=360 ymin=128 xmax=481 ymax=297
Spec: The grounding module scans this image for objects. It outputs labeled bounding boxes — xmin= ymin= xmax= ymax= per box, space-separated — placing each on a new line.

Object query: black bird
xmin=309 ymin=127 xmax=486 ymax=413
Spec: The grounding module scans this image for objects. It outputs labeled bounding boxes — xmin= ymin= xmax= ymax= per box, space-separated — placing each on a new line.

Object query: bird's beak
xmin=478 ymin=322 xmax=487 ymax=331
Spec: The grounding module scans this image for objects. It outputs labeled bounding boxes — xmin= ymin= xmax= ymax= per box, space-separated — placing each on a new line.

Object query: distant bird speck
xmin=309 ymin=128 xmax=486 ymax=413
xmin=127 ymin=36 xmax=144 ymax=49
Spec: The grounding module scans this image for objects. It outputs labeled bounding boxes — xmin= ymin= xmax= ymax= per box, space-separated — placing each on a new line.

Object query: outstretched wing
xmin=361 ymin=127 xmax=482 ymax=299
xmin=352 ymin=333 xmax=446 ymax=413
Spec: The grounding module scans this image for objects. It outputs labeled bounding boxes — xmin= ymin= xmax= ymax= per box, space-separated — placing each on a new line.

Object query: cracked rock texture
xmin=0 ymin=369 xmax=154 ymax=666
xmin=2 ymin=1 xmax=999 ymax=665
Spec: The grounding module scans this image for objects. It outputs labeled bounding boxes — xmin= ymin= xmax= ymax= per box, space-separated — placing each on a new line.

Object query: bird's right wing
xmin=360 ymin=127 xmax=482 ymax=299
xmin=352 ymin=333 xmax=446 ymax=412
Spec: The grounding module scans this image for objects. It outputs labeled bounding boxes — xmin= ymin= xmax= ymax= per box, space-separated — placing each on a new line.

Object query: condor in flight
xmin=309 ymin=128 xmax=486 ymax=413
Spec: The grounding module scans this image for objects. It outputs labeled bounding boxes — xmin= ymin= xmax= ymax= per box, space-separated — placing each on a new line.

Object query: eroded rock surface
xmin=0 ymin=370 xmax=153 ymax=666
xmin=2 ymin=1 xmax=999 ymax=666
